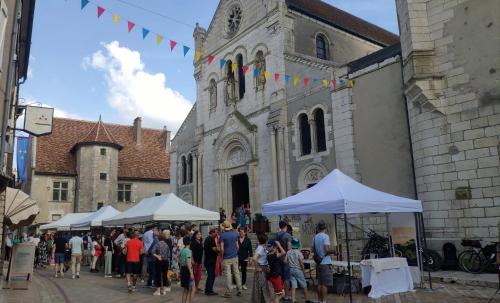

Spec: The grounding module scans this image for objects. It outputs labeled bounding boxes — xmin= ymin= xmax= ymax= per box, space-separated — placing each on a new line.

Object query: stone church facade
xmin=173 ymin=0 xmax=500 ymax=252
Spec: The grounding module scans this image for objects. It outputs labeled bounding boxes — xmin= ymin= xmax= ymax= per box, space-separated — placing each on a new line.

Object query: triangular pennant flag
xmin=113 ymin=15 xmax=120 ymax=24
xmin=195 ymin=51 xmax=202 ymax=62
xmin=183 ymin=46 xmax=190 ymax=57
xmin=207 ymin=55 xmax=214 ymax=65
xmin=242 ymin=65 xmax=249 ymax=74
xmin=332 ymin=79 xmax=337 ymax=89
xmin=97 ymin=6 xmax=105 ymax=18
xmin=156 ymin=35 xmax=164 ymax=45
xmin=142 ymin=28 xmax=150 ymax=39
xmin=253 ymin=68 xmax=259 ymax=78
xmin=339 ymin=79 xmax=346 ymax=86
xmin=304 ymin=78 xmax=310 ymax=86
xmin=127 ymin=21 xmax=135 ymax=32
xmin=313 ymin=78 xmax=319 ymax=83
xmin=293 ymin=76 xmax=300 ymax=86
xmin=81 ymin=0 xmax=89 ymax=10
xmin=322 ymin=79 xmax=329 ymax=88
xmin=285 ymin=75 xmax=290 ymax=84
xmin=348 ymin=79 xmax=354 ymax=87
xmin=231 ymin=63 xmax=237 ymax=73
xmin=274 ymin=73 xmax=280 ymax=82
xmin=170 ymin=40 xmax=177 ymax=51
xmin=264 ymin=71 xmax=270 ymax=81
xmin=220 ymin=59 xmax=226 ymax=69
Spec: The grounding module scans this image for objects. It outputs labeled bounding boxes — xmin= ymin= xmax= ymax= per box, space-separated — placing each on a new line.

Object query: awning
xmin=39 ymin=212 xmax=93 ymax=231
xmin=4 ymin=187 xmax=39 ymax=228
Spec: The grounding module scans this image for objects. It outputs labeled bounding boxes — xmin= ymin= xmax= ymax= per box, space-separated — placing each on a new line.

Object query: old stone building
xmin=28 ymin=117 xmax=171 ymax=225
xmin=171 ymin=0 xmax=411 ymax=219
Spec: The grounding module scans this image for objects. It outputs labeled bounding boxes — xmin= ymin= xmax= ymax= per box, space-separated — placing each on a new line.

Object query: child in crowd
xmin=180 ymin=236 xmax=196 ymax=303
xmin=267 ymin=240 xmax=286 ymax=303
xmin=287 ymin=238 xmax=313 ymax=303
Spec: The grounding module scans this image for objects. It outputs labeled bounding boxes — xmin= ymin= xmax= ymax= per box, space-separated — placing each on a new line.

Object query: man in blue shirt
xmin=219 ymin=220 xmax=242 ymax=298
xmin=313 ymin=221 xmax=336 ymax=303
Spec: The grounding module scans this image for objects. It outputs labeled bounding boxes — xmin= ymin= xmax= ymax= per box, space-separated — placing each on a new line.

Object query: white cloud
xmin=84 ymin=41 xmax=193 ymax=132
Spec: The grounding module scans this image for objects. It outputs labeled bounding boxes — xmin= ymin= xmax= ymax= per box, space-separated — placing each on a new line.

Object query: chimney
xmin=163 ymin=126 xmax=171 ymax=153
xmin=133 ymin=117 xmax=142 ymax=145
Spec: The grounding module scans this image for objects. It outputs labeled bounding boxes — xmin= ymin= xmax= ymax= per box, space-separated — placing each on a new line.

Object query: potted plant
xmin=253 ymin=213 xmax=269 ymax=233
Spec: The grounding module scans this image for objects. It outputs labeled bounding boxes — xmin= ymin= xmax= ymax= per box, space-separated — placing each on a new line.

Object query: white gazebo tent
xmin=102 ymin=193 xmax=219 ymax=226
xmin=39 ymin=212 xmax=93 ymax=231
xmin=262 ymin=169 xmax=423 ymax=302
xmin=70 ymin=206 xmax=121 ymax=229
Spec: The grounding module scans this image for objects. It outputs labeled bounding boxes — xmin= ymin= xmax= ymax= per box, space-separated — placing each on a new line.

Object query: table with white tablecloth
xmin=360 ymin=257 xmax=414 ymax=299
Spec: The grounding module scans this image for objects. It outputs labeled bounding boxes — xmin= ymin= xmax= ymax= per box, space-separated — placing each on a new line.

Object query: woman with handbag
xmin=251 ymin=233 xmax=272 ymax=303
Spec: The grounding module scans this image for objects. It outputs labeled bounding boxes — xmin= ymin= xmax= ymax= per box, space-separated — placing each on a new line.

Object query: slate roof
xmin=348 ymin=42 xmax=402 ymax=73
xmin=34 ymin=118 xmax=170 ymax=181
xmin=286 ymin=0 xmax=399 ymax=46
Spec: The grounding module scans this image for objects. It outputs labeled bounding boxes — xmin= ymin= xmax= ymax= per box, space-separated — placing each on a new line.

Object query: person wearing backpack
xmin=312 ymin=221 xmax=336 ymax=303
xmin=275 ymin=221 xmax=292 ymax=301
xmin=152 ymin=232 xmax=171 ymax=295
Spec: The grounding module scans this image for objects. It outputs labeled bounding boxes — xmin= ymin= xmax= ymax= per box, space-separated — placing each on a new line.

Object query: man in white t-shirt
xmin=69 ymin=234 xmax=84 ymax=279
xmin=313 ymin=221 xmax=336 ymax=303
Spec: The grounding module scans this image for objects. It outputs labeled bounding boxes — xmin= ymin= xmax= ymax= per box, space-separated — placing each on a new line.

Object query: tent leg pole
xmin=334 ymin=214 xmax=338 ymax=260
xmin=344 ymin=214 xmax=353 ymax=303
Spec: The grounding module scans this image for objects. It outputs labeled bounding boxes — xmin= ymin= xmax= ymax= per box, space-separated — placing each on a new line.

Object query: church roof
xmin=35 ymin=117 xmax=170 ymax=181
xmin=348 ymin=42 xmax=402 ymax=73
xmin=286 ymin=0 xmax=399 ymax=46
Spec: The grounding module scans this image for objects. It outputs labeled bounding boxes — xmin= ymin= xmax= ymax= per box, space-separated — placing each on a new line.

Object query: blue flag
xmin=285 ymin=75 xmax=290 ymax=84
xmin=220 ymin=59 xmax=226 ymax=69
xmin=142 ymin=28 xmax=150 ymax=39
xmin=253 ymin=68 xmax=259 ymax=78
xmin=183 ymin=46 xmax=190 ymax=57
xmin=81 ymin=0 xmax=89 ymax=10
xmin=16 ymin=137 xmax=30 ymax=183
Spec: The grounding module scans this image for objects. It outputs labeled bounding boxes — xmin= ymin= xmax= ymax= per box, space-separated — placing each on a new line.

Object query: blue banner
xmin=16 ymin=137 xmax=30 ymax=182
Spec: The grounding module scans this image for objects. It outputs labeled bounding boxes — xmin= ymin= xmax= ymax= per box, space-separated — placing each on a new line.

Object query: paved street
xmin=1 ymin=266 xmax=497 ymax=303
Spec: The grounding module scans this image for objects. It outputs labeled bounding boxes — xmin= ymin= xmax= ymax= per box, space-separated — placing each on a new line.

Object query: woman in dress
xmin=251 ymin=233 xmax=272 ymax=303
xmin=91 ymin=235 xmax=102 ymax=273
xmin=37 ymin=234 xmax=49 ymax=268
xmin=190 ymin=230 xmax=204 ymax=291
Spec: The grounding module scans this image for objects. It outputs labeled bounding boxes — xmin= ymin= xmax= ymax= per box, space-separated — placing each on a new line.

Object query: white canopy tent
xmin=70 ymin=206 xmax=121 ymax=229
xmin=39 ymin=212 xmax=93 ymax=231
xmin=261 ymin=169 xmax=424 ymax=303
xmin=102 ymin=193 xmax=219 ymax=226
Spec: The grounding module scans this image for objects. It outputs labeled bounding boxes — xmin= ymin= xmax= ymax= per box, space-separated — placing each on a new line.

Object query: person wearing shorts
xmin=267 ymin=240 xmax=285 ymax=303
xmin=179 ymin=236 xmax=195 ymax=303
xmin=52 ymin=233 xmax=68 ymax=278
xmin=287 ymin=238 xmax=312 ymax=303
xmin=125 ymin=232 xmax=143 ymax=292
xmin=313 ymin=221 xmax=335 ymax=303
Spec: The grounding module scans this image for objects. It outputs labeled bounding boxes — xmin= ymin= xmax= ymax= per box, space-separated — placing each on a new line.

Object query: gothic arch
xmin=298 ymin=163 xmax=328 ymax=191
xmin=313 ymin=31 xmax=332 ymax=60
xmin=250 ymin=43 xmax=269 ymax=59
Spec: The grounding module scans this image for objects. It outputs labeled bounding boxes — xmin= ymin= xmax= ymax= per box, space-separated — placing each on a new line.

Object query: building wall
xmin=114 ymin=180 xmax=170 ymax=212
xmin=397 ymin=0 xmax=500 ymax=250
xmin=30 ymin=175 xmax=76 ymax=224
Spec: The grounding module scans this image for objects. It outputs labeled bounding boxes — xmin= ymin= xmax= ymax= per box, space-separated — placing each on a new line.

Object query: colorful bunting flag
xmin=127 ymin=21 xmax=135 ymax=32
xmin=242 ymin=65 xmax=249 ymax=75
xmin=156 ymin=34 xmax=163 ymax=45
xmin=97 ymin=6 xmax=105 ymax=18
xmin=220 ymin=59 xmax=226 ymax=69
xmin=231 ymin=63 xmax=237 ymax=73
xmin=264 ymin=71 xmax=270 ymax=81
xmin=274 ymin=73 xmax=280 ymax=81
xmin=285 ymin=75 xmax=290 ymax=84
xmin=304 ymin=78 xmax=310 ymax=86
xmin=322 ymin=79 xmax=329 ymax=88
xmin=207 ymin=55 xmax=214 ymax=65
xmin=170 ymin=40 xmax=177 ymax=51
xmin=142 ymin=28 xmax=150 ymax=39
xmin=332 ymin=79 xmax=337 ymax=89
xmin=348 ymin=79 xmax=354 ymax=87
xmin=183 ymin=46 xmax=190 ymax=57
xmin=195 ymin=51 xmax=202 ymax=62
xmin=113 ymin=14 xmax=120 ymax=24
xmin=313 ymin=78 xmax=319 ymax=84
xmin=81 ymin=0 xmax=89 ymax=10
xmin=293 ymin=76 xmax=300 ymax=86
xmin=253 ymin=68 xmax=259 ymax=78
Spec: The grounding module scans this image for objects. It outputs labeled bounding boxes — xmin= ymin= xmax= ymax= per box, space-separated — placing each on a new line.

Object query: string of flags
xmin=78 ymin=0 xmax=355 ymax=90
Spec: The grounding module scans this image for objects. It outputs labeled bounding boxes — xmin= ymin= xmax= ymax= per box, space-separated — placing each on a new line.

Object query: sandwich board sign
xmin=22 ymin=105 xmax=54 ymax=136
xmin=5 ymin=243 xmax=35 ymax=289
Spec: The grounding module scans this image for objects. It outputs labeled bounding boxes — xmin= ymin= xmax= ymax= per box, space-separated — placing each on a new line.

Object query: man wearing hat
xmin=313 ymin=220 xmax=335 ymax=303
xmin=219 ymin=220 xmax=242 ymax=298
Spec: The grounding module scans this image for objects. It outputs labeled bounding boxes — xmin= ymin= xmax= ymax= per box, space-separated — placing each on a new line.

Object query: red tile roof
xmin=34 ymin=118 xmax=170 ymax=181
xmin=286 ymin=0 xmax=399 ymax=46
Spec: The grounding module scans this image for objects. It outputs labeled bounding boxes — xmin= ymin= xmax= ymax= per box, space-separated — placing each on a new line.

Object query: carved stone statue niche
xmin=225 ymin=60 xmax=237 ymax=105
xmin=255 ymin=51 xmax=266 ymax=91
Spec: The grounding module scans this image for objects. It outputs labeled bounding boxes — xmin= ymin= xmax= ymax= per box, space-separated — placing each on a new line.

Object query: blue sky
xmin=20 ymin=0 xmax=399 ymax=132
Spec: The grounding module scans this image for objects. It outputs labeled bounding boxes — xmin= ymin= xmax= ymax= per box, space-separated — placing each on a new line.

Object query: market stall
xmin=39 ymin=212 xmax=93 ymax=231
xmin=70 ymin=206 xmax=121 ymax=229
xmin=262 ymin=169 xmax=423 ymax=301
xmin=102 ymin=193 xmax=219 ymax=226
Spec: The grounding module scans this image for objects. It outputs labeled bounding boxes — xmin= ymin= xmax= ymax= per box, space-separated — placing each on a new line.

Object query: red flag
xmin=127 ymin=21 xmax=135 ymax=32
xmin=304 ymin=78 xmax=310 ymax=86
xmin=332 ymin=79 xmax=337 ymax=89
xmin=97 ymin=6 xmax=105 ymax=18
xmin=170 ymin=40 xmax=177 ymax=51
xmin=242 ymin=65 xmax=249 ymax=75
xmin=274 ymin=73 xmax=280 ymax=81
xmin=207 ymin=55 xmax=214 ymax=65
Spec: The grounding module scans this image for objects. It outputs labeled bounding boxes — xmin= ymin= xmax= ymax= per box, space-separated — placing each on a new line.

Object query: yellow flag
xmin=293 ymin=76 xmax=300 ymax=86
xmin=348 ymin=79 xmax=354 ymax=87
xmin=322 ymin=79 xmax=329 ymax=88
xmin=195 ymin=51 xmax=202 ymax=62
xmin=113 ymin=15 xmax=120 ymax=24
xmin=156 ymin=35 xmax=163 ymax=45
xmin=264 ymin=71 xmax=270 ymax=80
xmin=232 ymin=63 xmax=237 ymax=72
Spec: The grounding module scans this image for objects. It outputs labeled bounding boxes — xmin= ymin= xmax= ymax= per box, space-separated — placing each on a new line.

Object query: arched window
xmin=225 ymin=60 xmax=236 ymax=105
xmin=299 ymin=114 xmax=311 ymax=155
xmin=236 ymin=54 xmax=245 ymax=99
xmin=209 ymin=79 xmax=217 ymax=110
xmin=181 ymin=156 xmax=187 ymax=185
xmin=316 ymin=34 xmax=328 ymax=60
xmin=255 ymin=51 xmax=266 ymax=91
xmin=187 ymin=154 xmax=193 ymax=183
xmin=314 ymin=109 xmax=327 ymax=152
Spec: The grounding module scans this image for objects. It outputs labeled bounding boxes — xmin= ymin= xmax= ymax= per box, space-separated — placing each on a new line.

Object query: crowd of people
xmin=10 ymin=217 xmax=334 ymax=303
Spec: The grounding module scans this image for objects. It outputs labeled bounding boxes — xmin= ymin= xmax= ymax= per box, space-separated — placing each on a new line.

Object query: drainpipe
xmin=0 ymin=0 xmax=22 ymax=170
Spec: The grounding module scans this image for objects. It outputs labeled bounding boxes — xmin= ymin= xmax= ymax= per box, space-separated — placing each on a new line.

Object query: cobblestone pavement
xmin=0 ymin=266 xmax=497 ymax=303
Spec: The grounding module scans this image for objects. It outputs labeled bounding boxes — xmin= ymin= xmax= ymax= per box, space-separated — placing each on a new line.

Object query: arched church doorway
xmin=231 ymin=173 xmax=249 ymax=212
